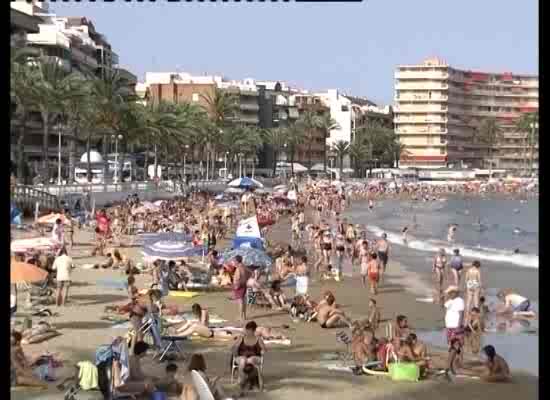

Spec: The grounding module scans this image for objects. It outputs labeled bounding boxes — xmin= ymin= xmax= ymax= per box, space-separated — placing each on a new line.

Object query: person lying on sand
xmin=317 ymin=294 xmax=352 ymax=329
xmin=496 ymin=289 xmax=536 ymax=318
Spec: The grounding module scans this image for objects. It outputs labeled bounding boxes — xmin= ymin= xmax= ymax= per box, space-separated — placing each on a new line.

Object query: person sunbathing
xmin=317 ymin=294 xmax=352 ymax=329
xmin=175 ymin=303 xmax=215 ymax=338
xmin=267 ymin=280 xmax=289 ymax=310
xmin=10 ymin=331 xmax=48 ymax=389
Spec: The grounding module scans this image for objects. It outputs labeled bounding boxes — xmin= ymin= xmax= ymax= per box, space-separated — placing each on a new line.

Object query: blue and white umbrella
xmin=137 ymin=232 xmax=192 ymax=246
xmin=142 ymin=241 xmax=207 ymax=260
xmin=220 ymin=247 xmax=273 ymax=270
xmin=228 ymin=177 xmax=264 ymax=189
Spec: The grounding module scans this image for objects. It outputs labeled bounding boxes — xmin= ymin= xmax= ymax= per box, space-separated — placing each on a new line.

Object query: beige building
xmin=394 ymin=58 xmax=538 ymax=171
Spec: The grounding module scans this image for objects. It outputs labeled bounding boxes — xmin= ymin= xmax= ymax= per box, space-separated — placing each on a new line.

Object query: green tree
xmin=316 ymin=113 xmax=340 ymax=172
xmin=10 ymin=46 xmax=39 ymax=183
xmin=262 ymin=127 xmax=288 ymax=176
xmin=285 ymin=122 xmax=306 ymax=176
xmin=332 ymin=140 xmax=350 ymax=177
xmin=515 ymin=112 xmax=538 ymax=175
xmin=478 ymin=118 xmax=502 ymax=174
xmin=33 ymin=58 xmax=74 ymax=181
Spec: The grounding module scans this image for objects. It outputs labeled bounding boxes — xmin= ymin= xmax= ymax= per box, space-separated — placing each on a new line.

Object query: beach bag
xmin=388 ymin=361 xmax=420 ymax=382
xmin=296 ymin=276 xmax=309 ymax=295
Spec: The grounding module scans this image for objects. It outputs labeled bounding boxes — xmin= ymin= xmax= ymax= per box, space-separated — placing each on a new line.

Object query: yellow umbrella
xmin=11 ymin=260 xmax=48 ymax=284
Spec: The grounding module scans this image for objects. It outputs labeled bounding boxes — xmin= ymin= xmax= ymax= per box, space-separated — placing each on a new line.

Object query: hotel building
xmin=394 ymin=58 xmax=538 ymax=171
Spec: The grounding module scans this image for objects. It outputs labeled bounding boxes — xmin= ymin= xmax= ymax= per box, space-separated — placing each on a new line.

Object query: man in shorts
xmin=375 ymin=233 xmax=390 ymax=280
xmin=52 ymin=247 xmax=73 ymax=306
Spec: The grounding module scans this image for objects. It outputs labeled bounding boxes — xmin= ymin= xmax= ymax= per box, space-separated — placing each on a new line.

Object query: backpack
xmin=97 ymin=360 xmax=112 ymax=399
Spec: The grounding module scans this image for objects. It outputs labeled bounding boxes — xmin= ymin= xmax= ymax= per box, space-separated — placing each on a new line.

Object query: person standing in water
xmin=449 ymin=249 xmax=463 ymax=287
xmin=375 ymin=233 xmax=390 ymax=282
xmin=432 ymin=248 xmax=447 ymax=305
xmin=464 ymin=260 xmax=482 ymax=320
xmin=402 ymin=226 xmax=409 ymax=245
xmin=447 ymin=224 xmax=457 ymax=243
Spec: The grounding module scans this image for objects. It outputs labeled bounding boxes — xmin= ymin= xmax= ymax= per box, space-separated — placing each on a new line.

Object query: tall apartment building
xmin=10 ymin=1 xmax=128 ymax=181
xmin=145 ymin=73 xmax=259 ymax=125
xmin=394 ymin=58 xmax=538 ymax=171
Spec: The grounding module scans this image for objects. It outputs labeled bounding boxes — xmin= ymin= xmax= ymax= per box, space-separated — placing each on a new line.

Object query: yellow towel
xmin=77 ymin=361 xmax=99 ymax=391
xmin=168 ymin=291 xmax=201 ymax=298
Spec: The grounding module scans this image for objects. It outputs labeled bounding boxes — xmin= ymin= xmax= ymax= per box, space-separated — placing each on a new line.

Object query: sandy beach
xmin=11 ymin=214 xmax=538 ymax=400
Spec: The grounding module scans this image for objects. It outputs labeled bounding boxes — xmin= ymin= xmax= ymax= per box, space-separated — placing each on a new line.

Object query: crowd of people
xmin=11 ymin=176 xmax=536 ymax=398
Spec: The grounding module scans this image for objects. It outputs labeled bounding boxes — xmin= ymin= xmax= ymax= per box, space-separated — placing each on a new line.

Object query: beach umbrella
xmin=142 ymin=241 xmax=207 ymax=260
xmin=11 ymin=260 xmax=48 ymax=284
xmin=138 ymin=232 xmax=192 ymax=246
xmin=11 ymin=237 xmax=59 ymax=253
xmin=36 ymin=213 xmax=70 ymax=225
xmin=227 ymin=177 xmax=264 ymax=189
xmin=220 ymin=247 xmax=273 ymax=270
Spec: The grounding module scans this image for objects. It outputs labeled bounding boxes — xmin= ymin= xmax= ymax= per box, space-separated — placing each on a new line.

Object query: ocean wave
xmin=366 ymin=225 xmax=539 ymax=269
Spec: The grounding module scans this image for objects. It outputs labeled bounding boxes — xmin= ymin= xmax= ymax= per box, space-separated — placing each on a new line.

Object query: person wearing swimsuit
xmin=232 ymin=321 xmax=266 ymax=393
xmin=321 ymin=231 xmax=333 ymax=264
xmin=334 ymin=234 xmax=346 ymax=280
xmin=432 ymin=248 xmax=447 ymax=305
xmin=464 ymin=260 xmax=482 ymax=319
xmin=359 ymin=242 xmax=370 ymax=288
xmin=367 ymin=253 xmax=380 ymax=295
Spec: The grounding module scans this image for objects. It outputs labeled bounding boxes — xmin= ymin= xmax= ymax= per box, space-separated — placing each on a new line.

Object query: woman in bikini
xmin=232 ymin=321 xmax=266 ymax=393
xmin=464 ymin=260 xmax=482 ymax=320
xmin=432 ymin=248 xmax=447 ymax=305
xmin=174 ymin=303 xmax=216 ymax=338
xmin=334 ymin=234 xmax=347 ymax=280
xmin=367 ymin=252 xmax=380 ymax=295
xmin=321 ymin=230 xmax=333 ymax=266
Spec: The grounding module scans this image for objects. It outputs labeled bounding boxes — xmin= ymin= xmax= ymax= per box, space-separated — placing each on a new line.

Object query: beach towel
xmin=168 ymin=291 xmax=201 ymax=298
xmin=110 ymin=322 xmax=131 ymax=329
xmin=164 ymin=313 xmax=227 ymax=325
xmin=77 ymin=361 xmax=99 ymax=391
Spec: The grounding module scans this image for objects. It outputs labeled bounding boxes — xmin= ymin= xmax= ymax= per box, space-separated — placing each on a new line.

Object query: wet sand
xmin=11 ymin=215 xmax=538 ymax=400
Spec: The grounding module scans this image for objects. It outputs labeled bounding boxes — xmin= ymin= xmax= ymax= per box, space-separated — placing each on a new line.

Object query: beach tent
xmin=232 ymin=215 xmax=264 ymax=250
xmin=142 ymin=240 xmax=207 ymax=260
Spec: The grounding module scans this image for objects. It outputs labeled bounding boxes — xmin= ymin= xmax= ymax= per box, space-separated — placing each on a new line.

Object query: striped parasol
xmin=142 ymin=240 xmax=207 ymax=260
xmin=220 ymin=247 xmax=273 ymax=271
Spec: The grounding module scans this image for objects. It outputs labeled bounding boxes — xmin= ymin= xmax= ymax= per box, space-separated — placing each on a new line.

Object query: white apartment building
xmin=394 ymin=57 xmax=539 ymax=170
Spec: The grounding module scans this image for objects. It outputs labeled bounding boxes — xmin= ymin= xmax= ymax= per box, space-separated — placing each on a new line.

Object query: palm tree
xmin=91 ymin=70 xmax=135 ymax=180
xmin=33 ymin=58 xmax=74 ymax=181
xmin=316 ymin=113 xmax=341 ymax=172
xmin=349 ymin=142 xmax=370 ymax=178
xmin=332 ymin=140 xmax=350 ymax=177
xmin=297 ymin=111 xmax=321 ymax=170
xmin=201 ymin=88 xmax=239 ymax=178
xmin=516 ymin=112 xmax=538 ymax=175
xmin=10 ymin=46 xmax=39 ymax=183
xmin=285 ymin=122 xmax=306 ymax=176
xmin=263 ymin=127 xmax=288 ymax=176
xmin=477 ymin=118 xmax=502 ymax=175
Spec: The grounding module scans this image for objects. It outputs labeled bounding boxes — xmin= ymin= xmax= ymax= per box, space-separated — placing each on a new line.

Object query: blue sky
xmin=53 ymin=1 xmax=538 ymax=105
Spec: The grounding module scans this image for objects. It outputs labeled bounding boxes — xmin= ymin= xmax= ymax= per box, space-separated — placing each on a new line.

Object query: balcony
xmin=394 ymin=116 xmax=447 ymax=123
xmin=396 ymin=82 xmax=448 ymax=90
xmin=396 ymin=128 xmax=448 ymax=134
xmin=239 ymin=103 xmax=260 ymax=112
xmin=395 ymin=104 xmax=448 ymax=113
xmin=395 ymin=70 xmax=449 ymax=80
xmin=395 ymin=93 xmax=448 ymax=102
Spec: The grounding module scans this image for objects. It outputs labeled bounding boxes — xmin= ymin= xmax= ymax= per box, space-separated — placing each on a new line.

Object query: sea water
xmin=345 ymin=197 xmax=539 ymax=376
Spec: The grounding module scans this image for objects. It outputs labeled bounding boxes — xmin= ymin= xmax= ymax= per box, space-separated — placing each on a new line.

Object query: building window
xmin=440 ymin=148 xmax=445 ymax=154
xmin=341 ymin=105 xmax=349 ymax=112
xmin=192 ymin=93 xmax=199 ymax=102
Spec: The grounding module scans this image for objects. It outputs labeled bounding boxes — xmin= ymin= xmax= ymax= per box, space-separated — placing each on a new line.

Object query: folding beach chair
xmin=147 ymin=315 xmax=187 ymax=362
xmin=335 ymin=331 xmax=354 ymax=367
xmin=230 ymin=354 xmax=264 ymax=384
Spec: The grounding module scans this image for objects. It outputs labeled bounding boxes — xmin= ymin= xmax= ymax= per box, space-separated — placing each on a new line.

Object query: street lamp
xmin=183 ymin=144 xmax=190 ymax=182
xmin=112 ymin=134 xmax=123 ymax=183
xmin=224 ymin=151 xmax=229 ymax=179
xmin=238 ymin=153 xmax=244 ymax=178
xmin=56 ymin=122 xmax=63 ymax=185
